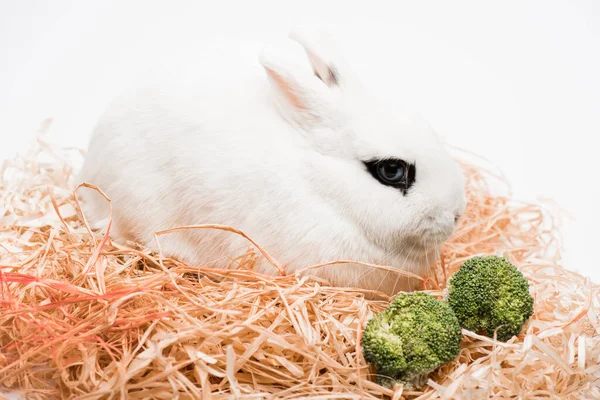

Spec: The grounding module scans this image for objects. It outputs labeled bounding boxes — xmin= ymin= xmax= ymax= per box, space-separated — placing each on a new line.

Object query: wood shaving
xmin=1 ymin=123 xmax=598 ymax=399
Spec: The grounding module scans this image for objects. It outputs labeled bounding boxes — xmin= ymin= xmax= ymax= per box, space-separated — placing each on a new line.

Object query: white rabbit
xmin=76 ymin=29 xmax=466 ymax=295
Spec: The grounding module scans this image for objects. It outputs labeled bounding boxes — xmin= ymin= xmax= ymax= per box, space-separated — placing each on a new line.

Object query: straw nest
xmin=1 ymin=122 xmax=599 ymax=399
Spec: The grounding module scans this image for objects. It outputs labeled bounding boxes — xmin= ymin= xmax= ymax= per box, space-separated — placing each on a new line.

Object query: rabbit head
xmin=258 ymin=29 xmax=466 ymax=277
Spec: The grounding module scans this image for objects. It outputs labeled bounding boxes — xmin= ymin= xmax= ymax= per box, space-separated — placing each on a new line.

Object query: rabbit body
xmin=77 ymin=31 xmax=466 ymax=295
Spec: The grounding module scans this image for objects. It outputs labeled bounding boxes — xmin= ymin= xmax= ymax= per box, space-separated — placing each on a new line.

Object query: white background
xmin=1 ymin=0 xmax=599 ymax=283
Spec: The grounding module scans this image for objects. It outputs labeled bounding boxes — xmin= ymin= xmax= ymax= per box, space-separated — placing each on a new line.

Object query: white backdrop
xmin=1 ymin=0 xmax=599 ymax=283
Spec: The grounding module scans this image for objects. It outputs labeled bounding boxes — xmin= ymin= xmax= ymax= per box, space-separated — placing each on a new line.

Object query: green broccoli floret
xmin=361 ymin=292 xmax=461 ymax=389
xmin=447 ymin=255 xmax=534 ymax=342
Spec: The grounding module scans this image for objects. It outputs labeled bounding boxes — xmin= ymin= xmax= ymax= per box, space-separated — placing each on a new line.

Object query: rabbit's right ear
xmin=289 ymin=28 xmax=348 ymax=89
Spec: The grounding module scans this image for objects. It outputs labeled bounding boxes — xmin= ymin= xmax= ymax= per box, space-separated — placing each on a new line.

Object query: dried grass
xmin=1 ymin=122 xmax=599 ymax=399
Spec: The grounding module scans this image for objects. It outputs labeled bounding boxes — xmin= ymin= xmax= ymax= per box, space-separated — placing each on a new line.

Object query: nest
xmin=1 ymin=122 xmax=599 ymax=399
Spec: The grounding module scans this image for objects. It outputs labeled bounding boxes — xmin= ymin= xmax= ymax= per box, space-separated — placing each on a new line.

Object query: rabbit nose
xmin=454 ymin=213 xmax=462 ymax=225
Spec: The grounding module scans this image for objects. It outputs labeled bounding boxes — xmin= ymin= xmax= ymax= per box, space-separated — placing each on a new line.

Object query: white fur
xmin=76 ymin=30 xmax=466 ymax=295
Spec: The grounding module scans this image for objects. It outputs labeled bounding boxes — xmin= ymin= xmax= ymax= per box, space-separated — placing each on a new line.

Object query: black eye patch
xmin=363 ymin=158 xmax=416 ymax=195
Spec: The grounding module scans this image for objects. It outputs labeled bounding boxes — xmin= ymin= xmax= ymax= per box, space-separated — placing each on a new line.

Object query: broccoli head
xmin=447 ymin=255 xmax=534 ymax=341
xmin=361 ymin=292 xmax=461 ymax=389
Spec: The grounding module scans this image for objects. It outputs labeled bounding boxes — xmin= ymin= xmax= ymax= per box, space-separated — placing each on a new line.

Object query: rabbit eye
xmin=364 ymin=159 xmax=416 ymax=194
xmin=378 ymin=162 xmax=405 ymax=183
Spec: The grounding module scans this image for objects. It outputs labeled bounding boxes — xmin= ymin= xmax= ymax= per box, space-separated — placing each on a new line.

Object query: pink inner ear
xmin=265 ymin=68 xmax=306 ymax=111
xmin=306 ymin=50 xmax=327 ymax=80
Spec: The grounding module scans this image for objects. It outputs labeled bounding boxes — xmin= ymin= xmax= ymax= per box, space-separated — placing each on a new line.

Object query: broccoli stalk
xmin=447 ymin=255 xmax=534 ymax=341
xmin=361 ymin=292 xmax=462 ymax=389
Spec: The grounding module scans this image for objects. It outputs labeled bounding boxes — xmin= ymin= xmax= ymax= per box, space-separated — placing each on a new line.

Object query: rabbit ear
xmin=259 ymin=48 xmax=334 ymax=129
xmin=289 ymin=28 xmax=345 ymax=88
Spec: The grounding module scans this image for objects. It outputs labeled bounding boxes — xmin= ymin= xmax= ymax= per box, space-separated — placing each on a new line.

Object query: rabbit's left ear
xmin=290 ymin=28 xmax=346 ymax=88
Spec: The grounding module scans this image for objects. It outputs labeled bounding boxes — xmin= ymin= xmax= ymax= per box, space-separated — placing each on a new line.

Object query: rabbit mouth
xmin=417 ymin=220 xmax=457 ymax=245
